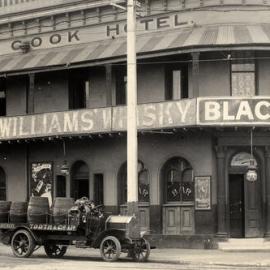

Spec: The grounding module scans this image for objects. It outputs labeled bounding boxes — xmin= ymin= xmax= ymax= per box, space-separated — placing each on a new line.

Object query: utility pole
xmin=127 ymin=0 xmax=138 ymax=218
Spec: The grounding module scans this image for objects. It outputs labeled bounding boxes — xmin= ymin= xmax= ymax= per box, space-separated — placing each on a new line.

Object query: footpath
xmin=149 ymin=248 xmax=270 ymax=268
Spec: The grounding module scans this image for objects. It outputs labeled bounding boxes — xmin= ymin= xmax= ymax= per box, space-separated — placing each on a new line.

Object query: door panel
xmin=245 ymin=177 xmax=261 ymax=237
xmin=229 ymin=173 xmax=262 ymax=238
xmin=163 ymin=207 xmax=180 ymax=235
xmin=163 ymin=206 xmax=194 ymax=235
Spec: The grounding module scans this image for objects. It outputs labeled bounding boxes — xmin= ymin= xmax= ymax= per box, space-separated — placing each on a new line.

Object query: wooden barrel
xmin=0 ymin=201 xmax=11 ymax=223
xmin=10 ymin=202 xmax=28 ymax=223
xmin=27 ymin=197 xmax=49 ymax=224
xmin=52 ymin=197 xmax=74 ymax=225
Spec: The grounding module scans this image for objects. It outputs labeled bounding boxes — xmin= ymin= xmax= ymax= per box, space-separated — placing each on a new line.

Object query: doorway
xmin=71 ymin=161 xmax=89 ymax=200
xmin=229 ymin=174 xmax=245 ymax=238
xmin=73 ymin=179 xmax=89 ymax=199
xmin=229 ymin=152 xmax=262 ymax=238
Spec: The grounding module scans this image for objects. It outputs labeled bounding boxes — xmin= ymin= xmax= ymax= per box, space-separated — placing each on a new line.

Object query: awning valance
xmin=1 ymin=23 xmax=270 ymax=74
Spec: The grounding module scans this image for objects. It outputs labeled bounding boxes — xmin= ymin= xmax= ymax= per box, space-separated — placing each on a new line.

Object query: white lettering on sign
xmin=254 ymin=101 xmax=270 ymax=120
xmin=0 ymin=100 xmax=196 ymax=141
xmin=29 ymin=223 xmax=76 ymax=231
xmin=199 ymin=98 xmax=270 ymax=124
xmin=205 ymin=101 xmax=221 ymax=121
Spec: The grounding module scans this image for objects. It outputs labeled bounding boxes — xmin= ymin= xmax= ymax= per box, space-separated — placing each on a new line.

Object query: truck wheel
xmin=132 ymin=238 xmax=150 ymax=262
xmin=100 ymin=236 xmax=121 ymax=262
xmin=44 ymin=243 xmax=67 ymax=258
xmin=11 ymin=229 xmax=36 ymax=258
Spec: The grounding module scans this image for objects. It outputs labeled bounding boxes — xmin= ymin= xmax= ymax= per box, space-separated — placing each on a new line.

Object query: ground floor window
xmin=162 ymin=157 xmax=194 ymax=203
xmin=118 ymin=160 xmax=149 ymax=204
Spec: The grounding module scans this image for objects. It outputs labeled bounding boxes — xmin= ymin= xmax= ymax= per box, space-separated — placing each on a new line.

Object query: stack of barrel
xmin=0 ymin=197 xmax=75 ymax=225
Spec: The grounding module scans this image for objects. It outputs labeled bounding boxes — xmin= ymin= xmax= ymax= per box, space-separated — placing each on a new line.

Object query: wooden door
xmin=245 ymin=174 xmax=261 ymax=237
xmin=229 ymin=174 xmax=244 ymax=238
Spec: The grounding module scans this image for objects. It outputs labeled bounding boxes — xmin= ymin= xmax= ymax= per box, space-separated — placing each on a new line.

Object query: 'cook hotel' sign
xmin=8 ymin=13 xmax=192 ymax=54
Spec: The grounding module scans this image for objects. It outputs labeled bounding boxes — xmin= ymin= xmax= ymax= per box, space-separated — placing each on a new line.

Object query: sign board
xmin=0 ymin=100 xmax=196 ymax=140
xmin=197 ymin=97 xmax=270 ymax=125
xmin=1 ymin=12 xmax=193 ymax=56
xmin=0 ymin=108 xmax=112 ymax=140
xmin=31 ymin=162 xmax=53 ymax=206
xmin=113 ymin=99 xmax=196 ymax=131
xmin=195 ymin=176 xmax=211 ymax=210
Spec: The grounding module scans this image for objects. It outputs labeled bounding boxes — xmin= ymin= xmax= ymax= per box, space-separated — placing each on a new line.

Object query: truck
xmin=0 ymin=200 xmax=151 ymax=262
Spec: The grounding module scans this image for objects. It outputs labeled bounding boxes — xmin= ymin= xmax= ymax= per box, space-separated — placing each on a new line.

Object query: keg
xmin=10 ymin=202 xmax=28 ymax=223
xmin=27 ymin=197 xmax=49 ymax=224
xmin=0 ymin=201 xmax=11 ymax=223
xmin=52 ymin=197 xmax=74 ymax=225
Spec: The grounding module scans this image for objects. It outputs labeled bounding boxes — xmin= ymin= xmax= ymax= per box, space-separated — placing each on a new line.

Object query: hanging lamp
xmin=246 ymin=128 xmax=257 ymax=182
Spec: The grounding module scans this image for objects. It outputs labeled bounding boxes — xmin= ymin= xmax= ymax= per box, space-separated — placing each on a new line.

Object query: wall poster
xmin=31 ymin=162 xmax=53 ymax=206
xmin=195 ymin=176 xmax=211 ymax=210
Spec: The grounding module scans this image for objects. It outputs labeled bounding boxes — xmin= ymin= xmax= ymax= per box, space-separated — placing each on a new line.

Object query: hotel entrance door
xmin=229 ymin=173 xmax=262 ymax=238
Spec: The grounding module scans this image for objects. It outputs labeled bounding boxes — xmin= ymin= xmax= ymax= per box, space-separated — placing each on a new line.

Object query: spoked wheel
xmin=100 ymin=236 xmax=121 ymax=262
xmin=132 ymin=238 xmax=150 ymax=262
xmin=11 ymin=230 xmax=36 ymax=258
xmin=44 ymin=243 xmax=68 ymax=258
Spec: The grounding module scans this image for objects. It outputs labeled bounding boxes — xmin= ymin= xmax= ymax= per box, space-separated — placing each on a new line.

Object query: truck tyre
xmin=100 ymin=236 xmax=121 ymax=262
xmin=44 ymin=242 xmax=67 ymax=258
xmin=132 ymin=238 xmax=150 ymax=262
xmin=11 ymin=229 xmax=36 ymax=258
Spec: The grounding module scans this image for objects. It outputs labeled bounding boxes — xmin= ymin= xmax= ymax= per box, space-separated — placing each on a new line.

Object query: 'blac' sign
xmin=198 ymin=98 xmax=270 ymax=125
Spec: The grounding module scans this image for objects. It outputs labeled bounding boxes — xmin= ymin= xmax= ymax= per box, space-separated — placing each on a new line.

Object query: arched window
xmin=0 ymin=167 xmax=6 ymax=200
xmin=162 ymin=157 xmax=194 ymax=203
xmin=71 ymin=161 xmax=89 ymax=200
xmin=118 ymin=161 xmax=149 ymax=205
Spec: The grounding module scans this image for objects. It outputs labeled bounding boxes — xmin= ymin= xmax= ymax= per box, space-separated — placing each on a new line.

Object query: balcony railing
xmin=0 ymin=0 xmax=110 ymax=16
xmin=1 ymin=0 xmax=270 ymax=17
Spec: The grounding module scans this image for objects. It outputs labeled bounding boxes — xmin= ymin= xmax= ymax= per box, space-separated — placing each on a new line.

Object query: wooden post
xmin=191 ymin=52 xmax=200 ymax=98
xmin=105 ymin=64 xmax=112 ymax=106
xmin=27 ymin=74 xmax=35 ymax=114
xmin=215 ymin=145 xmax=228 ymax=237
xmin=265 ymin=146 xmax=270 ymax=237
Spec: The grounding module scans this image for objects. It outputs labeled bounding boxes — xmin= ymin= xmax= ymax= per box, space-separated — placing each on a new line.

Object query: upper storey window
xmin=68 ymin=69 xmax=89 ymax=110
xmin=165 ymin=65 xmax=188 ymax=100
xmin=0 ymin=78 xmax=6 ymax=116
xmin=115 ymin=67 xmax=127 ymax=106
xmin=231 ymin=60 xmax=256 ymax=96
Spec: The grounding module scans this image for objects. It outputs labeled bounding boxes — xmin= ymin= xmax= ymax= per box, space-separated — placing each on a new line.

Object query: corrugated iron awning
xmin=1 ymin=23 xmax=270 ymax=74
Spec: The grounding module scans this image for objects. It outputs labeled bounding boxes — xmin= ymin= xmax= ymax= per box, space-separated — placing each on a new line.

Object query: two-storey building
xmin=1 ymin=0 xmax=270 ymax=247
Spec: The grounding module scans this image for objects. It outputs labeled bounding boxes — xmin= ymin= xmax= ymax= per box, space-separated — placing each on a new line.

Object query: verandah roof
xmin=1 ymin=23 xmax=270 ymax=74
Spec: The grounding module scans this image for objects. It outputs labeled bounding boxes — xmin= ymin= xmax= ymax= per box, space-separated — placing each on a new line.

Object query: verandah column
xmin=264 ymin=146 xmax=270 ymax=237
xmin=215 ymin=145 xmax=228 ymax=237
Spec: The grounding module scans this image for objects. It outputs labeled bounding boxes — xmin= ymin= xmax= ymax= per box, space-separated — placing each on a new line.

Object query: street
xmin=0 ymin=246 xmax=270 ymax=270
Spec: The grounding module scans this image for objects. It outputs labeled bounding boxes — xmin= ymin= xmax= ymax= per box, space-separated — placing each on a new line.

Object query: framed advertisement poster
xmin=195 ymin=176 xmax=211 ymax=210
xmin=30 ymin=162 xmax=53 ymax=206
